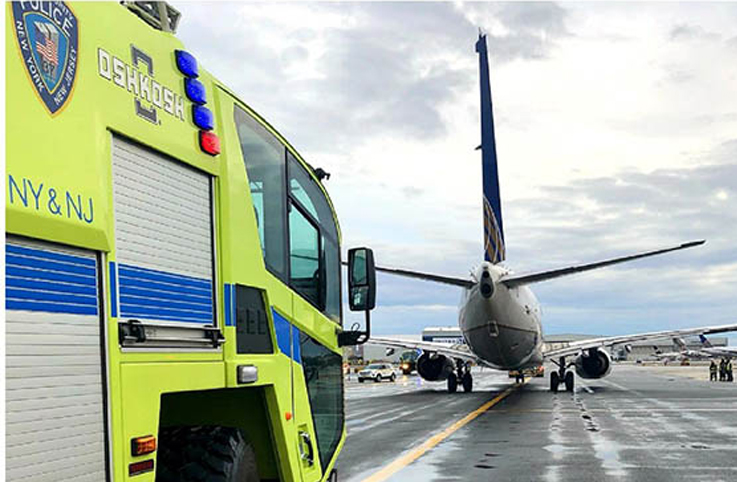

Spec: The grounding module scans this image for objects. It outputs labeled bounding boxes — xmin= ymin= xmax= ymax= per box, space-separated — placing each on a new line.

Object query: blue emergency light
xmin=192 ymin=105 xmax=214 ymax=131
xmin=175 ymin=50 xmax=198 ymax=78
xmin=184 ymin=78 xmax=207 ymax=105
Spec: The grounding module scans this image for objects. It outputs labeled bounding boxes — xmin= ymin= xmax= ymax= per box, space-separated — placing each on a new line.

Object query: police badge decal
xmin=12 ymin=1 xmax=79 ymax=116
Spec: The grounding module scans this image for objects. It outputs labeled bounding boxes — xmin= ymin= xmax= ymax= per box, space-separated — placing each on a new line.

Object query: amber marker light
xmin=131 ymin=435 xmax=156 ymax=456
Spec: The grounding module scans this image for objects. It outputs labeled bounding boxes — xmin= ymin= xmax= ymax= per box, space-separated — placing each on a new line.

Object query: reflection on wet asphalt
xmin=336 ymin=365 xmax=737 ymax=482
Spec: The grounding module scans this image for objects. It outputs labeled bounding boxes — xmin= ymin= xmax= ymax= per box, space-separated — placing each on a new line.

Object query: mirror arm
xmin=338 ymin=309 xmax=371 ymax=347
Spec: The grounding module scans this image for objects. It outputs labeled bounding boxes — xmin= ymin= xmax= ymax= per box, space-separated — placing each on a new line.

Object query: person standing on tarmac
xmin=728 ymin=358 xmax=734 ymax=382
xmin=720 ymin=358 xmax=727 ymax=382
xmin=710 ymin=360 xmax=718 ymax=382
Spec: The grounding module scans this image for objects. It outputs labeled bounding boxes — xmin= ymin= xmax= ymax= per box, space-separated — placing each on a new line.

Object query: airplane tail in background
xmin=699 ymin=334 xmax=713 ymax=348
xmin=476 ymin=34 xmax=505 ymax=264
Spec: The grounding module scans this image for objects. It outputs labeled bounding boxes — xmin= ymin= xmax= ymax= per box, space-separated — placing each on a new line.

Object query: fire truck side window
xmin=288 ymin=202 xmax=321 ymax=307
xmin=235 ymin=107 xmax=288 ymax=281
xmin=287 ymin=154 xmax=341 ymax=323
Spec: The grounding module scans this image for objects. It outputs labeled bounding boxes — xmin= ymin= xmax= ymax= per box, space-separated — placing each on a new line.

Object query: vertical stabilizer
xmin=476 ymin=34 xmax=505 ymax=264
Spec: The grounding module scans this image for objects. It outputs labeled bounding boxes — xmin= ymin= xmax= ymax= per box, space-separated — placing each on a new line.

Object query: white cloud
xmin=174 ymin=2 xmax=737 ymax=340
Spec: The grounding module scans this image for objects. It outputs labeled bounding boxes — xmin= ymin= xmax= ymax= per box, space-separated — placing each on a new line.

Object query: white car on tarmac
xmin=358 ymin=363 xmax=396 ymax=383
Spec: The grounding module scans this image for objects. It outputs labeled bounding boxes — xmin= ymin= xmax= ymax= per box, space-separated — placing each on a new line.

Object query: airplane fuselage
xmin=459 ymin=262 xmax=544 ymax=370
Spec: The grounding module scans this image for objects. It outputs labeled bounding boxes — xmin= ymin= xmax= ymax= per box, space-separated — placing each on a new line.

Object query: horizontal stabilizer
xmin=374 ymin=266 xmax=475 ymax=289
xmin=500 ymin=240 xmax=705 ymax=287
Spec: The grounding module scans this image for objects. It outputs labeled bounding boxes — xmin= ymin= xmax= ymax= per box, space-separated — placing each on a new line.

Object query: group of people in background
xmin=710 ymin=358 xmax=733 ymax=382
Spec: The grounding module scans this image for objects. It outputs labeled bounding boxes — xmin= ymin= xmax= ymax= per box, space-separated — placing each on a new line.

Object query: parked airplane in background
xmin=368 ymin=34 xmax=737 ymax=393
xmin=699 ymin=335 xmax=737 ymax=358
xmin=655 ymin=335 xmax=737 ymax=362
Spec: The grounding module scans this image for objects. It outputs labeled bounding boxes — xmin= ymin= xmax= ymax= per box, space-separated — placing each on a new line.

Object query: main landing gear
xmin=447 ymin=360 xmax=473 ymax=393
xmin=550 ymin=356 xmax=574 ymax=393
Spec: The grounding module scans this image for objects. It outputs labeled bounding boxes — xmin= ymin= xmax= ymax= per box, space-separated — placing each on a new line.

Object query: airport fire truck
xmin=6 ymin=2 xmax=376 ymax=481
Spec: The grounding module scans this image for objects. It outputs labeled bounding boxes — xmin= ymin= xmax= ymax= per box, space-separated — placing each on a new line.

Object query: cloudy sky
xmin=174 ymin=2 xmax=737 ymax=342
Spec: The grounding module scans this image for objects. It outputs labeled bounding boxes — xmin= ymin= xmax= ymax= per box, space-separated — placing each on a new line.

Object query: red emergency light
xmin=199 ymin=131 xmax=220 ymax=156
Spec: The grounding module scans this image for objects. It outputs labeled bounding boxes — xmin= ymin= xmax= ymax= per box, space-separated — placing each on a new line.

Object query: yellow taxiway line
xmin=360 ymin=382 xmax=524 ymax=482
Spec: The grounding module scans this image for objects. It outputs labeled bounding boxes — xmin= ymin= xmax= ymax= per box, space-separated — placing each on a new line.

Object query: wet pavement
xmin=336 ymin=364 xmax=737 ymax=482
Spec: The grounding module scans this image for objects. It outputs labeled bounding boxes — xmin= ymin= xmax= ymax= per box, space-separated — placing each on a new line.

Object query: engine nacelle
xmin=574 ymin=348 xmax=612 ymax=379
xmin=416 ymin=353 xmax=455 ymax=381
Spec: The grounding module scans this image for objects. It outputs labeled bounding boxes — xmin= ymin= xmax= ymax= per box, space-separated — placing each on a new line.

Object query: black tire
xmin=447 ymin=372 xmax=458 ymax=393
xmin=550 ymin=372 xmax=559 ymax=393
xmin=375 ymin=375 xmax=381 ymax=383
xmin=358 ymin=378 xmax=364 ymax=383
xmin=462 ymin=372 xmax=473 ymax=393
xmin=564 ymin=371 xmax=574 ymax=392
xmin=157 ymin=426 xmax=258 ymax=482
xmin=390 ymin=373 xmax=396 ymax=382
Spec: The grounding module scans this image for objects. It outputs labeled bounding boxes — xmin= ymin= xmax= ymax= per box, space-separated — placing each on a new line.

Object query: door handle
xmin=299 ymin=430 xmax=314 ymax=466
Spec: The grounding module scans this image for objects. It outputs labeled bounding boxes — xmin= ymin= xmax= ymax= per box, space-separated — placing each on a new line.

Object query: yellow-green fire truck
xmin=6 ymin=2 xmax=377 ymax=481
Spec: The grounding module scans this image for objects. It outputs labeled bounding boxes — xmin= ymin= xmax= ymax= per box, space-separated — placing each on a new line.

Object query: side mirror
xmin=348 ymin=247 xmax=376 ymax=311
xmin=339 ymin=247 xmax=376 ymax=347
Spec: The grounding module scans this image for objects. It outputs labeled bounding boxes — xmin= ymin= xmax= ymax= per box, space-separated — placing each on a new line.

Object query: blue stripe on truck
xmin=5 ymin=242 xmax=99 ymax=315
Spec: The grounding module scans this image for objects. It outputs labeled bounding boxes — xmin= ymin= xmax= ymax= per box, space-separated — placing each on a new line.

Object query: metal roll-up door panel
xmin=111 ymin=137 xmax=220 ymax=348
xmin=5 ymin=237 xmax=108 ymax=482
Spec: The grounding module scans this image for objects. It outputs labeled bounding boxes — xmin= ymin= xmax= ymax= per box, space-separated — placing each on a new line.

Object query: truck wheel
xmin=390 ymin=373 xmax=396 ymax=382
xmin=157 ymin=426 xmax=258 ymax=482
xmin=358 ymin=378 xmax=364 ymax=383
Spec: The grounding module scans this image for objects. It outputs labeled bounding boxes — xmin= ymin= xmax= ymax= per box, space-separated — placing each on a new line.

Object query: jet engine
xmin=574 ymin=348 xmax=612 ymax=379
xmin=416 ymin=353 xmax=455 ymax=381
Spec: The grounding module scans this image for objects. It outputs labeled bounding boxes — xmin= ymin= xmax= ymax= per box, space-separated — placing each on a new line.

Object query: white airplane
xmin=652 ymin=335 xmax=737 ymax=362
xmin=698 ymin=335 xmax=737 ymax=358
xmin=368 ymin=34 xmax=737 ymax=393
xmin=652 ymin=337 xmax=713 ymax=362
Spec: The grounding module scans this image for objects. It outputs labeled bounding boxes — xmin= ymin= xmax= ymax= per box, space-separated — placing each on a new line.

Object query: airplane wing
xmin=543 ymin=322 xmax=737 ymax=359
xmin=368 ymin=336 xmax=491 ymax=366
xmin=500 ymin=240 xmax=705 ymax=288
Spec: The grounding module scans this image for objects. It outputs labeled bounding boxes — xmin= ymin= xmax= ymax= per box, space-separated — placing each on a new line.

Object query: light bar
xmin=192 ymin=105 xmax=214 ymax=131
xmin=199 ymin=131 xmax=220 ymax=156
xmin=184 ymin=78 xmax=206 ymax=105
xmin=175 ymin=50 xmax=198 ymax=77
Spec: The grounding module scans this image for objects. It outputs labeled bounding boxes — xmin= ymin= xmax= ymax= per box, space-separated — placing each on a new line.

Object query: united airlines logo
xmin=484 ymin=196 xmax=506 ymax=264
xmin=12 ymin=1 xmax=79 ymax=115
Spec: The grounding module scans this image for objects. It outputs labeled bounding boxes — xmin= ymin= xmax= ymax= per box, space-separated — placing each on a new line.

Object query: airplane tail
xmin=699 ymin=334 xmax=713 ymax=348
xmin=476 ymin=34 xmax=505 ymax=264
xmin=673 ymin=337 xmax=687 ymax=350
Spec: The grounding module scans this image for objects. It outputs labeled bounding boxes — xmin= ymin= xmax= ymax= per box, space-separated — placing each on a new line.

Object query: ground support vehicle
xmin=6 ymin=2 xmax=375 ymax=481
xmin=398 ymin=350 xmax=419 ymax=375
xmin=357 ymin=364 xmax=396 ymax=383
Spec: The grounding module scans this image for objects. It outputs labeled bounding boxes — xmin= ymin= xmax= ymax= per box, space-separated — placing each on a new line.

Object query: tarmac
xmin=336 ymin=364 xmax=737 ymax=482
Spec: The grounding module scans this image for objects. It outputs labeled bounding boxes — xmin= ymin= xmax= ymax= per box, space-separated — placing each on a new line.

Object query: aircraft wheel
xmin=447 ymin=372 xmax=458 ymax=393
xmin=564 ymin=371 xmax=574 ymax=392
xmin=462 ymin=372 xmax=473 ymax=392
xmin=550 ymin=372 xmax=559 ymax=393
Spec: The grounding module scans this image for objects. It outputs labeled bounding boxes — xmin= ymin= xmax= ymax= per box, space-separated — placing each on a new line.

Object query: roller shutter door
xmin=5 ymin=237 xmax=108 ymax=482
xmin=111 ymin=137 xmax=215 ymax=326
